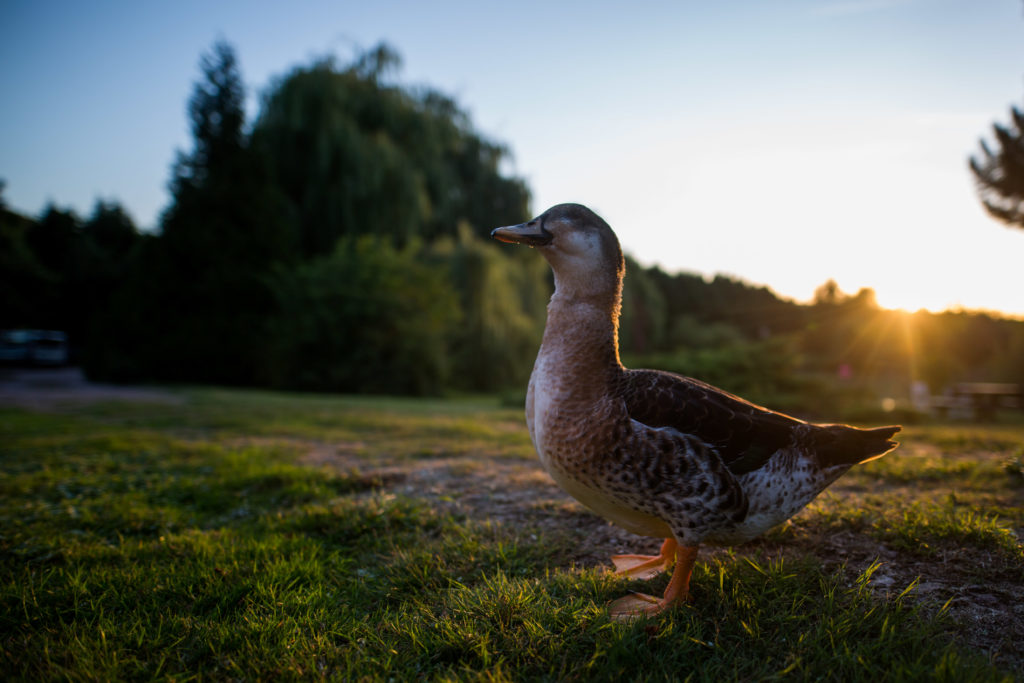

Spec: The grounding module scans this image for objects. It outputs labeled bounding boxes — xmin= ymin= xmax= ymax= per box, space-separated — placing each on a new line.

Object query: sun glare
xmin=565 ymin=108 xmax=1024 ymax=321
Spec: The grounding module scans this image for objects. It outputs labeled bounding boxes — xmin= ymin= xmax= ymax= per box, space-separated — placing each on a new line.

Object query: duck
xmin=491 ymin=203 xmax=900 ymax=620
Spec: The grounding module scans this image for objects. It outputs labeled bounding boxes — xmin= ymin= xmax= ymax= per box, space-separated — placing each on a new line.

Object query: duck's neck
xmin=538 ymin=283 xmax=624 ymax=395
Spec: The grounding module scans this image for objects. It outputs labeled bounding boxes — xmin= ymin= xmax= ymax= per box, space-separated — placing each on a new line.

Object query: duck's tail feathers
xmin=812 ymin=424 xmax=901 ymax=468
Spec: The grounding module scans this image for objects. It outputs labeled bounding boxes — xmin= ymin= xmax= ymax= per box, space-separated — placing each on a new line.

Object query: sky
xmin=3 ymin=0 xmax=1023 ymax=315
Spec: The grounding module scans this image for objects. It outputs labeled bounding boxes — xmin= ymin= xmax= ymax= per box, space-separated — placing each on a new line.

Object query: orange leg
xmin=609 ymin=544 xmax=699 ymax=621
xmin=611 ymin=538 xmax=677 ymax=579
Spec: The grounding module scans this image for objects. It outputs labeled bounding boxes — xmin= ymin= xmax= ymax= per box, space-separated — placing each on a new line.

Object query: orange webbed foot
xmin=609 ymin=544 xmax=699 ymax=622
xmin=609 ymin=592 xmax=663 ymax=619
xmin=610 ymin=538 xmax=677 ymax=579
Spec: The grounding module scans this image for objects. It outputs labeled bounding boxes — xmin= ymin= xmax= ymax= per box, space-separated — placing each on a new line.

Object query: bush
xmin=432 ymin=228 xmax=548 ymax=392
xmin=263 ymin=236 xmax=459 ymax=394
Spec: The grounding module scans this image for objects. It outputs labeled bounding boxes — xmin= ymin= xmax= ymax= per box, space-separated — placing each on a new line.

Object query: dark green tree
xmin=163 ymin=41 xmax=293 ymax=271
xmin=619 ymin=256 xmax=668 ymax=354
xmin=83 ymin=200 xmax=139 ymax=260
xmin=74 ymin=201 xmax=140 ymax=367
xmin=18 ymin=205 xmax=82 ymax=334
xmin=28 ymin=204 xmax=80 ymax=283
xmin=970 ymin=104 xmax=1024 ymax=230
xmin=150 ymin=41 xmax=292 ymax=383
xmin=170 ymin=42 xmax=245 ymax=193
xmin=0 ymin=198 xmax=53 ymax=329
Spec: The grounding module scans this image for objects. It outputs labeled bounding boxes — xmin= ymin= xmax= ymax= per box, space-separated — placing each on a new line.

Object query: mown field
xmin=1 ymin=388 xmax=1022 ymax=681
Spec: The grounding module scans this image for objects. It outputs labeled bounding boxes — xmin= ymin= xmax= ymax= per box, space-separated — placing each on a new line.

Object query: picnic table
xmin=930 ymin=382 xmax=1021 ymax=420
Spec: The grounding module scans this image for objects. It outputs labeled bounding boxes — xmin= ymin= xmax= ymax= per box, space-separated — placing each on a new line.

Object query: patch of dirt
xmin=295 ymin=438 xmax=658 ymax=563
xmin=738 ymin=524 xmax=1024 ymax=674
xmin=303 ymin=437 xmax=1024 ymax=676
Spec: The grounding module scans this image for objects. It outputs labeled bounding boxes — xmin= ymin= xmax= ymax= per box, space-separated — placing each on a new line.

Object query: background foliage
xmin=2 ymin=41 xmax=1023 ymax=412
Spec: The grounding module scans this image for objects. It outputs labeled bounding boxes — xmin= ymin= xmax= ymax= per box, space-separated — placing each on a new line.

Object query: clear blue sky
xmin=3 ymin=0 xmax=1023 ymax=314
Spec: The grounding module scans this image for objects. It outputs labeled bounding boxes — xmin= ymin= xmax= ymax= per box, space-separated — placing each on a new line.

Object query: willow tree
xmin=970 ymin=104 xmax=1024 ymax=230
xmin=253 ymin=43 xmax=530 ymax=256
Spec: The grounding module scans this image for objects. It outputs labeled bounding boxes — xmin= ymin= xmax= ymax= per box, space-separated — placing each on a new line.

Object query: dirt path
xmin=0 ymin=367 xmax=180 ymax=409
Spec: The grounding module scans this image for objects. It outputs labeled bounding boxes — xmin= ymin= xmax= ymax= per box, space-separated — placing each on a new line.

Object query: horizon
xmin=3 ymin=1 xmax=1023 ymax=315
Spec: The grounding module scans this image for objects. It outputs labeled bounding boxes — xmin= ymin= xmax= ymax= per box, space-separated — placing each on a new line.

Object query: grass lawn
xmin=1 ymin=387 xmax=1022 ymax=681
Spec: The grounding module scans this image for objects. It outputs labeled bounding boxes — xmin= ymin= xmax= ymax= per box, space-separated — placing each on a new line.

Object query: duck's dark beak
xmin=491 ymin=220 xmax=553 ymax=247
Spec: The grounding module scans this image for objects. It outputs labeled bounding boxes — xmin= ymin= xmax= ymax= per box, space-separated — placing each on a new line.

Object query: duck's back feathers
xmin=618 ymin=369 xmax=900 ymax=476
xmin=618 ymin=369 xmax=803 ymax=476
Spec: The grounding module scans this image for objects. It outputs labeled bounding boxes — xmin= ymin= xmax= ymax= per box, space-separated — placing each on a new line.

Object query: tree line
xmin=2 ymin=41 xmax=545 ymax=394
xmin=3 ymin=41 xmax=1023 ymax=414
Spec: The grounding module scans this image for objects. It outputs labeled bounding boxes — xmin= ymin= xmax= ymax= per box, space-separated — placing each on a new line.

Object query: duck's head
xmin=491 ymin=203 xmax=624 ymax=303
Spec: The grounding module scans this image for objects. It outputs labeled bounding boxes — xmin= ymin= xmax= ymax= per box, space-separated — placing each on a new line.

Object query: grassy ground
xmin=1 ymin=388 xmax=1022 ymax=681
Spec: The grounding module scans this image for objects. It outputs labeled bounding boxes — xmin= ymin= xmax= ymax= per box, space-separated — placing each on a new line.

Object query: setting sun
xmin=528 ymin=114 xmax=1024 ymax=318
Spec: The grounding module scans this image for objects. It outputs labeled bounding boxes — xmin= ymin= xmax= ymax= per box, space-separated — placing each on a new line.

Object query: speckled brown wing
xmin=617 ymin=369 xmax=804 ymax=476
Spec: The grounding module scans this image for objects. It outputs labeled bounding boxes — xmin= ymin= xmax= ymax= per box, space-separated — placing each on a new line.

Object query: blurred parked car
xmin=0 ymin=330 xmax=32 ymax=364
xmin=0 ymin=330 xmax=69 ymax=366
